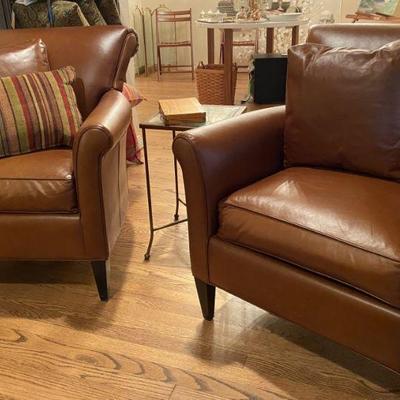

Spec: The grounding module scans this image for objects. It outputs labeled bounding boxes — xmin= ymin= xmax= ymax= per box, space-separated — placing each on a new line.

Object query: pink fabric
xmin=122 ymin=83 xmax=144 ymax=163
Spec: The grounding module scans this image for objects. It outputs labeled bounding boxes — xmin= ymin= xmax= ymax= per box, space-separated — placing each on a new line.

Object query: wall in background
xmin=126 ymin=1 xmax=351 ymax=74
xmin=139 ymin=0 xmax=343 ymax=65
xmin=315 ymin=0 xmax=341 ymax=21
xmin=141 ymin=0 xmax=230 ymax=66
xmin=120 ymin=0 xmax=142 ymax=83
xmin=341 ymin=0 xmax=359 ymax=20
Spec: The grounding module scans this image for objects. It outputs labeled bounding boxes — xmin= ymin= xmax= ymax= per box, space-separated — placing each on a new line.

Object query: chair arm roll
xmin=173 ymin=105 xmax=286 ymax=282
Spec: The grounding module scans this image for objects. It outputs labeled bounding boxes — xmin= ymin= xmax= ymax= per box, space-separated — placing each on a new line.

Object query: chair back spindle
xmin=155 ymin=9 xmax=195 ymax=80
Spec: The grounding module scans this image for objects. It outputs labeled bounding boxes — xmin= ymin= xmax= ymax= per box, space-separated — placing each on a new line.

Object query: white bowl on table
xmin=267 ymin=12 xmax=303 ymax=22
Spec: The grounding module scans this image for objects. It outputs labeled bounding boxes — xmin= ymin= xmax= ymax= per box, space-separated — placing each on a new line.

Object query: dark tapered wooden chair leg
xmin=195 ymin=278 xmax=216 ymax=321
xmin=91 ymin=260 xmax=110 ymax=302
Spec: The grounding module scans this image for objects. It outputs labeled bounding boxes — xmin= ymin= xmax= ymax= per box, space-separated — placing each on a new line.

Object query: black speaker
xmin=253 ymin=54 xmax=288 ymax=104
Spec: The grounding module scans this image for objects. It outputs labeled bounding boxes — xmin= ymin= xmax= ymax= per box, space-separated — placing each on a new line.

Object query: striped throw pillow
xmin=0 ymin=66 xmax=82 ymax=158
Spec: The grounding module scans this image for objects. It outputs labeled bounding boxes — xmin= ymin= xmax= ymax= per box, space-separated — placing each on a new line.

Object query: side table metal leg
xmin=172 ymin=130 xmax=180 ymax=221
xmin=143 ymin=127 xmax=154 ymax=261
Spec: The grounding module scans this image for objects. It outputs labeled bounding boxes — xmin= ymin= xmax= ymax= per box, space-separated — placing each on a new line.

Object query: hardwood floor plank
xmin=0 ymin=280 xmax=382 ymax=400
xmin=169 ymin=386 xmax=232 ymax=400
xmin=0 ymin=337 xmax=174 ymax=400
xmin=0 ymin=323 xmax=291 ymax=400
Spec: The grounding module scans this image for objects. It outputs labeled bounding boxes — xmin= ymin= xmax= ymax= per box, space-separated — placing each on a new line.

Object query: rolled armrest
xmin=75 ymin=89 xmax=131 ymax=156
xmin=73 ymin=89 xmax=131 ymax=257
xmin=172 ymin=105 xmax=286 ymax=282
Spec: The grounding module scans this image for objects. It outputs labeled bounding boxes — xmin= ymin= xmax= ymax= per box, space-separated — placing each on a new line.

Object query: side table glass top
xmin=140 ymin=105 xmax=247 ymax=131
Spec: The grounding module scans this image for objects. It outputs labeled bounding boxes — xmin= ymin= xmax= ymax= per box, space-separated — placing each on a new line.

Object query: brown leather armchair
xmin=0 ymin=26 xmax=138 ymax=301
xmin=173 ymin=24 xmax=400 ymax=373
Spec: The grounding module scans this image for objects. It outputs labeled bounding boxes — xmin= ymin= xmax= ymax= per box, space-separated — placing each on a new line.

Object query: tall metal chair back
xmin=155 ymin=9 xmax=195 ymax=80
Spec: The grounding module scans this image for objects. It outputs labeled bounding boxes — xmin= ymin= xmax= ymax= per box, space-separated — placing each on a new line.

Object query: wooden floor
xmin=0 ymin=73 xmax=400 ymax=400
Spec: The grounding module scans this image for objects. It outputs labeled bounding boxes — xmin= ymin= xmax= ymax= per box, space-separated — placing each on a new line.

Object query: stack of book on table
xmin=159 ymin=97 xmax=206 ymax=125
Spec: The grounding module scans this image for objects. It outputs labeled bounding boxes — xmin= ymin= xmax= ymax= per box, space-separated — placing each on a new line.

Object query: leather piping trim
xmin=117 ymin=140 xmax=122 ymax=227
xmin=223 ymin=202 xmax=400 ymax=263
xmin=93 ymin=140 xmax=109 ymax=257
xmin=0 ymin=209 xmax=78 ymax=214
xmin=73 ymin=125 xmax=112 ymax=258
xmin=174 ymin=134 xmax=212 ymax=283
xmin=216 ymin=234 xmax=400 ymax=310
xmin=74 ymin=112 xmax=130 ymax=257
xmin=0 ymin=256 xmax=107 ymax=262
xmin=0 ymin=177 xmax=73 ymax=181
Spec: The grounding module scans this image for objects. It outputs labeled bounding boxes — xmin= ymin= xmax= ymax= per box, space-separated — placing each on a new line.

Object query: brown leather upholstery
xmin=0 ymin=27 xmax=138 ymax=300
xmin=285 ymin=41 xmax=400 ymax=180
xmin=0 ymin=150 xmax=77 ymax=213
xmin=173 ymin=24 xmax=400 ymax=373
xmin=73 ymin=89 xmax=131 ymax=256
xmin=0 ymin=26 xmax=138 ymax=118
xmin=209 ymin=238 xmax=400 ymax=373
xmin=173 ymin=106 xmax=285 ymax=282
xmin=218 ymin=167 xmax=400 ymax=308
xmin=307 ymin=23 xmax=400 ymax=50
xmin=0 ymin=39 xmax=49 ymax=77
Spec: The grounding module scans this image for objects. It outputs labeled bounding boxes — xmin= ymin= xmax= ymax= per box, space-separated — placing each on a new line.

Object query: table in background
xmin=140 ymin=104 xmax=247 ymax=260
xmin=197 ymin=19 xmax=309 ymax=105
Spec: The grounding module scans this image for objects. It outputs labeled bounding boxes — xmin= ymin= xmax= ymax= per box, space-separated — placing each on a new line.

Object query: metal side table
xmin=140 ymin=104 xmax=246 ymax=260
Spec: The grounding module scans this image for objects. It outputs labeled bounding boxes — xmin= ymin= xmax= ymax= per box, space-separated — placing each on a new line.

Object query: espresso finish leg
xmin=91 ymin=260 xmax=110 ymax=301
xmin=195 ymin=278 xmax=216 ymax=321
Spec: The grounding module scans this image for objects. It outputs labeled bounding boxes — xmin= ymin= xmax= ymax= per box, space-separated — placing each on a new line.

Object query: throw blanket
xmin=122 ymin=83 xmax=143 ymax=163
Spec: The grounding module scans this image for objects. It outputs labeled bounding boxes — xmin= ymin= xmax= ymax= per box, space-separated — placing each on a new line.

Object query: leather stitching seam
xmin=222 ymin=203 xmax=400 ymax=263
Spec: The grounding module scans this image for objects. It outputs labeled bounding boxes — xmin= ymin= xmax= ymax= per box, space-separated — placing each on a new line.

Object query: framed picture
xmin=358 ymin=0 xmax=400 ymax=16
xmin=375 ymin=0 xmax=400 ymax=15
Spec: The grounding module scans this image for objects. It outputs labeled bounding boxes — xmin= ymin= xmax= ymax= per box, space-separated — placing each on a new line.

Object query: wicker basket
xmin=196 ymin=63 xmax=238 ymax=105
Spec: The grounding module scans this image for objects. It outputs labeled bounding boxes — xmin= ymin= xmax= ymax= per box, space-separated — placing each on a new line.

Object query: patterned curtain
xmin=0 ymin=0 xmax=12 ymax=28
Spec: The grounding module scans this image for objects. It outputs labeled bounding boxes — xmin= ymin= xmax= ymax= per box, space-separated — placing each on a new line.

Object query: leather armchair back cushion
xmin=284 ymin=40 xmax=400 ymax=181
xmin=307 ymin=24 xmax=400 ymax=50
xmin=0 ymin=26 xmax=138 ymax=118
xmin=0 ymin=39 xmax=49 ymax=77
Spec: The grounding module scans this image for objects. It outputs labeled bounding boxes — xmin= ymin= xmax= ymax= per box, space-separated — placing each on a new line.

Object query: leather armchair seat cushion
xmin=218 ymin=167 xmax=400 ymax=308
xmin=0 ymin=149 xmax=77 ymax=213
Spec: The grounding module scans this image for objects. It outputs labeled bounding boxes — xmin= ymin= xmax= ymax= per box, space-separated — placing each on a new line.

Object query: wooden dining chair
xmin=155 ymin=9 xmax=195 ymax=80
